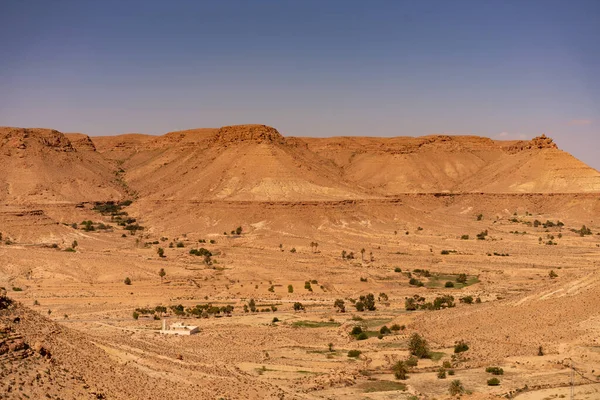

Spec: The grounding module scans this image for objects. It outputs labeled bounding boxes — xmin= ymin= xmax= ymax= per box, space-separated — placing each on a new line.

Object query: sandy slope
xmin=0 ymin=127 xmax=125 ymax=204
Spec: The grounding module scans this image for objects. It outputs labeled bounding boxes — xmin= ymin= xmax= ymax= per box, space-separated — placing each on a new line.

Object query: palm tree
xmin=449 ymin=380 xmax=464 ymax=395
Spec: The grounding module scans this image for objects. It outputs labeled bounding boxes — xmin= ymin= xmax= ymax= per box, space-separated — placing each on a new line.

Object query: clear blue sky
xmin=1 ymin=0 xmax=598 ymax=169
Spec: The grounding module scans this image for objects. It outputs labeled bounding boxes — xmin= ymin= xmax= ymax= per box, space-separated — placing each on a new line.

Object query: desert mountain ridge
xmin=1 ymin=124 xmax=599 ymax=205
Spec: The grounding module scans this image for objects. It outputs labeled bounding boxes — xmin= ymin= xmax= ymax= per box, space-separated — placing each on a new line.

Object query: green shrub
xmin=356 ymin=332 xmax=368 ymax=341
xmin=132 ymin=311 xmax=139 ymax=319
xmin=405 ymin=356 xmax=418 ymax=367
xmin=437 ymin=368 xmax=447 ymax=379
xmin=124 ymin=277 xmax=131 ymax=285
xmin=485 ymin=367 xmax=504 ymax=375
xmin=487 ymin=377 xmax=500 ymax=386
xmin=459 ymin=296 xmax=473 ymax=304
xmin=409 ymin=278 xmax=424 ymax=287
xmin=454 ymin=340 xmax=469 ymax=353
xmin=391 ymin=324 xmax=402 ymax=331
xmin=445 ymin=281 xmax=455 ymax=288
xmin=379 ymin=325 xmax=391 ymax=335
xmin=351 ymin=326 xmax=363 ymax=335
xmin=348 ymin=350 xmax=361 ymax=358
xmin=460 ymin=235 xmax=469 ymax=240
xmin=176 ymin=241 xmax=184 ymax=248
xmin=394 ymin=267 xmax=402 ymax=273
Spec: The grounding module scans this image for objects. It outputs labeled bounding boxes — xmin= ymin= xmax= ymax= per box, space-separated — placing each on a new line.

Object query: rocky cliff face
xmin=0 ymin=127 xmax=74 ymax=153
xmin=505 ymin=134 xmax=559 ymax=153
xmin=64 ymin=133 xmax=97 ymax=151
xmin=212 ymin=124 xmax=285 ymax=145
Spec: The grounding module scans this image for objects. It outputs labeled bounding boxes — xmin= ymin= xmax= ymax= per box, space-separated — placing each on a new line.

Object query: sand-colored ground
xmin=1 ymin=125 xmax=599 ymax=399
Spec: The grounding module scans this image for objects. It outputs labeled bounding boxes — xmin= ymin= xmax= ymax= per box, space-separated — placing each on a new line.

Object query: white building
xmin=159 ymin=319 xmax=199 ymax=335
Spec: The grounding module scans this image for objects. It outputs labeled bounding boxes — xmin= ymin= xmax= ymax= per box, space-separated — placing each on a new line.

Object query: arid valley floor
xmin=1 ymin=125 xmax=599 ymax=399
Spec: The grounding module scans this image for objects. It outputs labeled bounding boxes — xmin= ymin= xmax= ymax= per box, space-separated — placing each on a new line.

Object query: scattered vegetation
xmin=486 ymin=367 xmax=504 ymax=375
xmin=454 ymin=340 xmax=469 ymax=353
xmin=408 ymin=333 xmax=430 ymax=358
xmin=347 ymin=350 xmax=361 ymax=358
xmin=487 ymin=377 xmax=500 ymax=386
xmin=449 ymin=380 xmax=465 ymax=395
xmin=476 ymin=230 xmax=489 ymax=240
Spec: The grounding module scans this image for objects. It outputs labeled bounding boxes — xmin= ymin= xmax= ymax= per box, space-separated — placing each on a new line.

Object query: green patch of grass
xmin=377 ymin=342 xmax=406 ymax=348
xmin=426 ymin=274 xmax=479 ymax=289
xmin=362 ymin=318 xmax=393 ymax=328
xmin=296 ymin=370 xmax=324 ymax=375
xmin=360 ymin=380 xmax=407 ymax=393
xmin=306 ymin=349 xmax=342 ymax=356
xmin=292 ymin=320 xmax=341 ymax=328
xmin=429 ymin=351 xmax=446 ymax=361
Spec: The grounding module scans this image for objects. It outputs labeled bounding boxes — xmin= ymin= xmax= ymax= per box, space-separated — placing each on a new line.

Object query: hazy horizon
xmin=1 ymin=1 xmax=598 ymax=169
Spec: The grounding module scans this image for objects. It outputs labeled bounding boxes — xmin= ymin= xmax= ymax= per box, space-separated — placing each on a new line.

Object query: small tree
xmin=393 ymin=361 xmax=408 ymax=380
xmin=408 ymin=333 xmax=430 ymax=358
xmin=456 ymin=273 xmax=468 ymax=284
xmin=341 ymin=250 xmax=347 ymax=259
xmin=158 ymin=268 xmax=166 ymax=283
xmin=360 ymin=293 xmax=376 ymax=311
xmin=334 ymin=299 xmax=346 ymax=313
xmin=360 ymin=248 xmax=366 ymax=261
xmin=157 ymin=247 xmax=165 ymax=258
xmin=449 ymin=380 xmax=465 ymax=395
xmin=293 ymin=302 xmax=304 ymax=311
xmin=288 ymin=284 xmax=293 ymax=293
xmin=549 ymin=270 xmax=558 ymax=278
xmin=71 ymin=240 xmax=78 ymax=249
xmin=236 ymin=226 xmax=243 ymax=235
xmin=124 ymin=277 xmax=132 ymax=285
